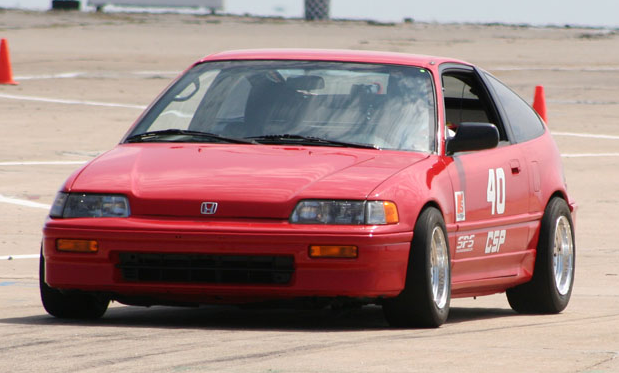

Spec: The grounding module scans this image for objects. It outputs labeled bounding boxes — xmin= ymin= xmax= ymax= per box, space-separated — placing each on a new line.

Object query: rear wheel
xmin=39 ymin=250 xmax=109 ymax=319
xmin=506 ymin=197 xmax=575 ymax=313
xmin=383 ymin=207 xmax=451 ymax=328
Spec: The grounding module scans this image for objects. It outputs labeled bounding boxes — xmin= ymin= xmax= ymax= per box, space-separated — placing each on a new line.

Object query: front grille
xmin=117 ymin=253 xmax=294 ymax=285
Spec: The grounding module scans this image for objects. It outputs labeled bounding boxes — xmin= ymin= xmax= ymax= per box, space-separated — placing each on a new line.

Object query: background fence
xmin=304 ymin=0 xmax=330 ymax=20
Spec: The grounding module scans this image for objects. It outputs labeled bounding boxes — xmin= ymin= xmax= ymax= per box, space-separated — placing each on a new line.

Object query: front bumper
xmin=43 ymin=217 xmax=413 ymax=304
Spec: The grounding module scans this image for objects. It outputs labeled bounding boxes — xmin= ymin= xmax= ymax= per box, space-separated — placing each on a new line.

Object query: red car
xmin=41 ymin=49 xmax=576 ymax=327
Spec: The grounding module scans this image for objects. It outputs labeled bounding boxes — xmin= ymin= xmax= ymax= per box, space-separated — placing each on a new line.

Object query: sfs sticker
xmin=487 ymin=168 xmax=506 ymax=215
xmin=457 ymin=235 xmax=475 ymax=253
xmin=485 ymin=230 xmax=506 ymax=254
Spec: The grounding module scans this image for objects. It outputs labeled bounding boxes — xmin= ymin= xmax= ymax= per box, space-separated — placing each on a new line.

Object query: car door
xmin=441 ymin=65 xmax=533 ymax=285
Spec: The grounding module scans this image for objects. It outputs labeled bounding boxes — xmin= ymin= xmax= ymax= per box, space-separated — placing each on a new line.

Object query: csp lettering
xmin=485 ymin=230 xmax=506 ymax=254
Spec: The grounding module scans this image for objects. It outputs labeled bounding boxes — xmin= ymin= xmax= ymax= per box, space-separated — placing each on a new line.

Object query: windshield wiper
xmin=125 ymin=129 xmax=255 ymax=144
xmin=246 ymin=134 xmax=380 ymax=149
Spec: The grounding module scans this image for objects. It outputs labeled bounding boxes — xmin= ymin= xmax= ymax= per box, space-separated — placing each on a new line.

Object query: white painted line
xmin=549 ymin=99 xmax=619 ymax=105
xmin=552 ymin=131 xmax=619 ymax=140
xmin=561 ymin=153 xmax=619 ymax=158
xmin=133 ymin=70 xmax=179 ymax=76
xmin=14 ymin=72 xmax=85 ymax=80
xmin=0 ymin=254 xmax=40 ymax=260
xmin=492 ymin=66 xmax=619 ymax=72
xmin=0 ymin=93 xmax=147 ymax=110
xmin=14 ymin=71 xmax=178 ymax=80
xmin=0 ymin=195 xmax=51 ymax=210
xmin=0 ymin=161 xmax=88 ymax=166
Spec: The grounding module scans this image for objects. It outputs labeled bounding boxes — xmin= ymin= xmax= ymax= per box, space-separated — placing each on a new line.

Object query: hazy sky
xmin=226 ymin=0 xmax=619 ymax=27
xmin=2 ymin=0 xmax=618 ymax=27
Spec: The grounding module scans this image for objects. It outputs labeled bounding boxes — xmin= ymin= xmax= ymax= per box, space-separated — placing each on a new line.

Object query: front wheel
xmin=40 ymin=250 xmax=109 ymax=319
xmin=383 ymin=207 xmax=451 ymax=328
xmin=506 ymin=197 xmax=575 ymax=313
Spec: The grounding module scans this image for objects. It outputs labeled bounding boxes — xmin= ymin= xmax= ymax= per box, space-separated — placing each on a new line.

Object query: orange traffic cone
xmin=0 ymin=38 xmax=18 ymax=85
xmin=532 ymin=85 xmax=547 ymax=123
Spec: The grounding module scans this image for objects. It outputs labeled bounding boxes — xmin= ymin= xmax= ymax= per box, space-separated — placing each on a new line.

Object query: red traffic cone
xmin=0 ymin=38 xmax=18 ymax=85
xmin=532 ymin=85 xmax=547 ymax=123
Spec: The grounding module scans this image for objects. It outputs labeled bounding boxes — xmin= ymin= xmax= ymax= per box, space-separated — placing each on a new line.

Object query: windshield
xmin=127 ymin=60 xmax=436 ymax=152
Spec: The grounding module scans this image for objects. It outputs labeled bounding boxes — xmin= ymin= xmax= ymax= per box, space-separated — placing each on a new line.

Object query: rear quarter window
xmin=485 ymin=73 xmax=545 ymax=143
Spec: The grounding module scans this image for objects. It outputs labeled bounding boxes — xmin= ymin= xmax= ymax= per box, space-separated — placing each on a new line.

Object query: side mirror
xmin=446 ymin=122 xmax=499 ymax=155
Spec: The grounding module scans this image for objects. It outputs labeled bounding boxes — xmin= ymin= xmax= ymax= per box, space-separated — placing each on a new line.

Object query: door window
xmin=485 ymin=73 xmax=545 ymax=143
xmin=442 ymin=71 xmax=507 ymax=142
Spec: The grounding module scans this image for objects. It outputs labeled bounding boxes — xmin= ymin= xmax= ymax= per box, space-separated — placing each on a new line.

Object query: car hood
xmin=69 ymin=144 xmax=427 ymax=219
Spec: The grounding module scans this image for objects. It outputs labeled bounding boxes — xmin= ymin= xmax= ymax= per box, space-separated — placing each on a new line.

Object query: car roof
xmin=198 ymin=49 xmax=471 ymax=69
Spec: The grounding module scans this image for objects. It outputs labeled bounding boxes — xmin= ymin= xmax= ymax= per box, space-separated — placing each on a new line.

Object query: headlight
xmin=50 ymin=192 xmax=130 ymax=218
xmin=49 ymin=192 xmax=69 ymax=218
xmin=290 ymin=200 xmax=398 ymax=225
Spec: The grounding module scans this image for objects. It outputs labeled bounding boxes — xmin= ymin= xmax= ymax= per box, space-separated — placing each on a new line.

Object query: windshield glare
xmin=130 ymin=60 xmax=436 ymax=152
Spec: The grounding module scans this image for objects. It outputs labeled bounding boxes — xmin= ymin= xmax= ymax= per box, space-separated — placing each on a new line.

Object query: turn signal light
xmin=309 ymin=245 xmax=358 ymax=259
xmin=57 ymin=239 xmax=99 ymax=253
xmin=383 ymin=201 xmax=399 ymax=224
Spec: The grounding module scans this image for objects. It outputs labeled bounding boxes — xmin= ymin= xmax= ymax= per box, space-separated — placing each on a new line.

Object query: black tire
xmin=40 ymin=250 xmax=109 ymax=319
xmin=506 ymin=197 xmax=575 ymax=313
xmin=383 ymin=207 xmax=451 ymax=328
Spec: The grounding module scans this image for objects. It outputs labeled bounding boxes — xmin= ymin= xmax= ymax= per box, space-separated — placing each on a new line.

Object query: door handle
xmin=510 ymin=159 xmax=521 ymax=174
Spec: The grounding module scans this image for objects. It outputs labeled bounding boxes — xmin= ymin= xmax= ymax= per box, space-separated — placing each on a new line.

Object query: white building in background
xmin=87 ymin=0 xmax=223 ymax=11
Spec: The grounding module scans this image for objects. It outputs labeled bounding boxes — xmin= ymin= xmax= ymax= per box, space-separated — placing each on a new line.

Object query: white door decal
xmin=487 ymin=168 xmax=506 ymax=215
xmin=485 ymin=230 xmax=506 ymax=254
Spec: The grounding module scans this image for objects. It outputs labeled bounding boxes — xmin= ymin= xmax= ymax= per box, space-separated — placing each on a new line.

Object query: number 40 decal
xmin=487 ymin=168 xmax=506 ymax=215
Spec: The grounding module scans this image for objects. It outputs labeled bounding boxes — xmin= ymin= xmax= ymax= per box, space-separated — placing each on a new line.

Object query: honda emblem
xmin=201 ymin=202 xmax=218 ymax=215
